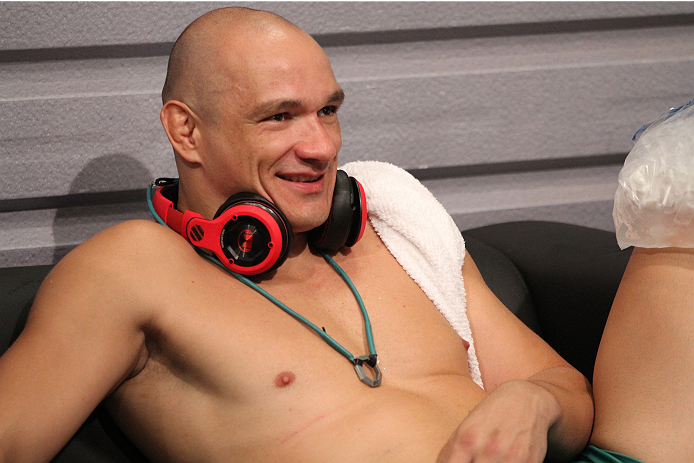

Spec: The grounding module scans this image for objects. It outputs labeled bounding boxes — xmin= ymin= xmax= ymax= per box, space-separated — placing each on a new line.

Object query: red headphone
xmin=150 ymin=170 xmax=367 ymax=275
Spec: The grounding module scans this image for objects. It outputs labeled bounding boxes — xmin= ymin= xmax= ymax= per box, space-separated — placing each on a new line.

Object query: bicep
xmin=464 ymin=254 xmax=570 ymax=392
xmin=0 ymin=251 xmax=147 ymax=462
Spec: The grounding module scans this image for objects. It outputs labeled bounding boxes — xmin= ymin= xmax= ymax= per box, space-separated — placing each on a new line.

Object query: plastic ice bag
xmin=613 ymin=98 xmax=694 ymax=249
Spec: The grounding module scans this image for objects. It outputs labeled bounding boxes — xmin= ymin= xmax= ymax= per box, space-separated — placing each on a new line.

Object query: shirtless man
xmin=0 ymin=8 xmax=592 ymax=463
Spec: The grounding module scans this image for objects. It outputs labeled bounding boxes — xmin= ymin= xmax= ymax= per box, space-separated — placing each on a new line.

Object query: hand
xmin=437 ymin=381 xmax=561 ymax=463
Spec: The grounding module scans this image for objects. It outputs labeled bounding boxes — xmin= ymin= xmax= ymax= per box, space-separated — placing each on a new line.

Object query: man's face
xmin=197 ymin=31 xmax=344 ymax=234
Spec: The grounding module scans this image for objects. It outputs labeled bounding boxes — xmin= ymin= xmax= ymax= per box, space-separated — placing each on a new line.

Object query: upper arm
xmin=464 ymin=253 xmax=572 ymax=392
xmin=0 ymin=222 xmax=158 ymax=462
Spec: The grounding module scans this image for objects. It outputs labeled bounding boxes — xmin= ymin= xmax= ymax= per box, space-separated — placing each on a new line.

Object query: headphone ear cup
xmin=308 ymin=170 xmax=367 ymax=251
xmin=214 ymin=193 xmax=293 ymax=275
xmin=344 ymin=176 xmax=367 ymax=247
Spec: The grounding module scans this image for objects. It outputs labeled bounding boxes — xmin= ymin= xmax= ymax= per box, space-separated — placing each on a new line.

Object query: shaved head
xmin=159 ymin=7 xmax=343 ymax=224
xmin=162 ymin=7 xmax=312 ymax=118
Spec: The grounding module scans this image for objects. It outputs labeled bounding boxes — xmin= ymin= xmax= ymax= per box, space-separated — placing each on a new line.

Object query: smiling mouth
xmin=277 ymin=174 xmax=323 ymax=183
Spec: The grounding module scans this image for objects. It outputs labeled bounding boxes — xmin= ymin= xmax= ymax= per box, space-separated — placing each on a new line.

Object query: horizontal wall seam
xmin=315 ymin=14 xmax=694 ymax=47
xmin=0 ymin=189 xmax=146 ymax=213
xmin=2 ymin=14 xmax=694 ymax=63
xmin=408 ymin=153 xmax=628 ymax=180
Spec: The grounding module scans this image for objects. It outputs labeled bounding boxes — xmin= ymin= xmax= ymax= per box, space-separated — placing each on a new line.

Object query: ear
xmin=160 ymin=100 xmax=202 ymax=164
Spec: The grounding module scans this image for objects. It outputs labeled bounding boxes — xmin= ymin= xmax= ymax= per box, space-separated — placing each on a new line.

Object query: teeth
xmin=278 ymin=174 xmax=320 ymax=183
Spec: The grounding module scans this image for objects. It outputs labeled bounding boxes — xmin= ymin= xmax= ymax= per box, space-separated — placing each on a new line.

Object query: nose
xmin=294 ymin=115 xmax=340 ymax=163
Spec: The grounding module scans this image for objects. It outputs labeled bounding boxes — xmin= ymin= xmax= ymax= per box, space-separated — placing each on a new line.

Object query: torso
xmin=105 ymin=222 xmax=486 ymax=463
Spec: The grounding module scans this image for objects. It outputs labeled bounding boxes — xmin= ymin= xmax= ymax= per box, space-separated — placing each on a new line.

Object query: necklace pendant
xmin=353 ymin=355 xmax=382 ymax=387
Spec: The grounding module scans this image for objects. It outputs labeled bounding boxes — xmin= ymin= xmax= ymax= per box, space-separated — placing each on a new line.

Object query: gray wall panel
xmin=0 ymin=56 xmax=166 ymax=100
xmin=338 ymin=61 xmax=694 ymax=168
xmin=427 ymin=164 xmax=620 ymax=235
xmin=2 ymin=95 xmax=172 ymax=199
xmin=0 ymin=201 xmax=151 ymax=267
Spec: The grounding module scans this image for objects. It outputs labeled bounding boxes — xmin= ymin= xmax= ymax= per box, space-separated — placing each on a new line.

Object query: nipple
xmin=274 ymin=371 xmax=296 ymax=388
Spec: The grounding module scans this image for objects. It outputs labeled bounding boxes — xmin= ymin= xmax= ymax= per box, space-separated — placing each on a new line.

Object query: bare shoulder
xmin=32 ymin=219 xmax=195 ymax=326
xmin=54 ymin=219 xmax=190 ymax=278
xmin=65 ymin=219 xmax=186 ymax=265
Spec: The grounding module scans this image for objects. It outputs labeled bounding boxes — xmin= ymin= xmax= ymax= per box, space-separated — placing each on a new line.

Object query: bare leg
xmin=592 ymin=247 xmax=694 ymax=462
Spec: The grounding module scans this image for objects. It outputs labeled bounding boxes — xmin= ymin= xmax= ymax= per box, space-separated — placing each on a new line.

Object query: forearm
xmin=438 ymin=366 xmax=593 ymax=463
xmin=527 ymin=365 xmax=594 ymax=461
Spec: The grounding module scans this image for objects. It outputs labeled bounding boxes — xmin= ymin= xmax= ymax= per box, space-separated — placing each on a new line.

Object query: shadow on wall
xmin=52 ymin=154 xmax=155 ymax=264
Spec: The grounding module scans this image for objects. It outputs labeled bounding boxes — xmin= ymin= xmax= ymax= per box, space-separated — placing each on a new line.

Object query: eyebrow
xmin=249 ymin=89 xmax=345 ymax=120
xmin=327 ymin=89 xmax=346 ymax=106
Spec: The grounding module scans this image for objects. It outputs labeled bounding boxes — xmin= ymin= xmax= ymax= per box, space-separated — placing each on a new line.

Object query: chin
xmin=293 ymin=219 xmax=326 ymax=235
xmin=290 ymin=210 xmax=331 ymax=235
xmin=279 ymin=196 xmax=331 ymax=231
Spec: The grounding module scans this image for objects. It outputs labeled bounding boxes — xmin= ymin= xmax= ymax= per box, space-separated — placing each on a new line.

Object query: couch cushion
xmin=0 ymin=264 xmax=54 ymax=352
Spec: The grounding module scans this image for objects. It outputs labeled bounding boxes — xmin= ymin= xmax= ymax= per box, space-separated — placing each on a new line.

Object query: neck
xmin=288 ymin=232 xmax=310 ymax=257
xmin=176 ymin=182 xmax=223 ymax=220
xmin=251 ymin=232 xmax=328 ymax=284
xmin=174 ymin=164 xmax=231 ymax=220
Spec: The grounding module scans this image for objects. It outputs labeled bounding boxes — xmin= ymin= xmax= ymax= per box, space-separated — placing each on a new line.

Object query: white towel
xmin=342 ymin=161 xmax=483 ymax=389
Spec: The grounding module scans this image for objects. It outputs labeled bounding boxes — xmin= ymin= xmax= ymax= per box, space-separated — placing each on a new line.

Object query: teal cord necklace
xmin=147 ymin=185 xmax=381 ymax=387
xmin=197 ymin=251 xmax=381 ymax=387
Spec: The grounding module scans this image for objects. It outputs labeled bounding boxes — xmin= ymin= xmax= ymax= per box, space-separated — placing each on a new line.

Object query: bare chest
xmin=166 ymin=230 xmax=463 ymax=372
xmin=109 ymin=229 xmax=475 ymax=461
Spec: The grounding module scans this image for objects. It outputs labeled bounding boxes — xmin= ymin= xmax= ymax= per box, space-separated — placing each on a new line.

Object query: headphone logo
xmin=190 ymin=224 xmax=205 ymax=242
xmin=238 ymin=228 xmax=253 ymax=253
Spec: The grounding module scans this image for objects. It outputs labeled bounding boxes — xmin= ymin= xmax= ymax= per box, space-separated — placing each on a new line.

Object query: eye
xmin=265 ymin=113 xmax=288 ymax=122
xmin=318 ymin=105 xmax=338 ymax=117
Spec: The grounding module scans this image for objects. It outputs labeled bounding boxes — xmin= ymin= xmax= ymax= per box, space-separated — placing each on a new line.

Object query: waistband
xmin=573 ymin=445 xmax=644 ymax=463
